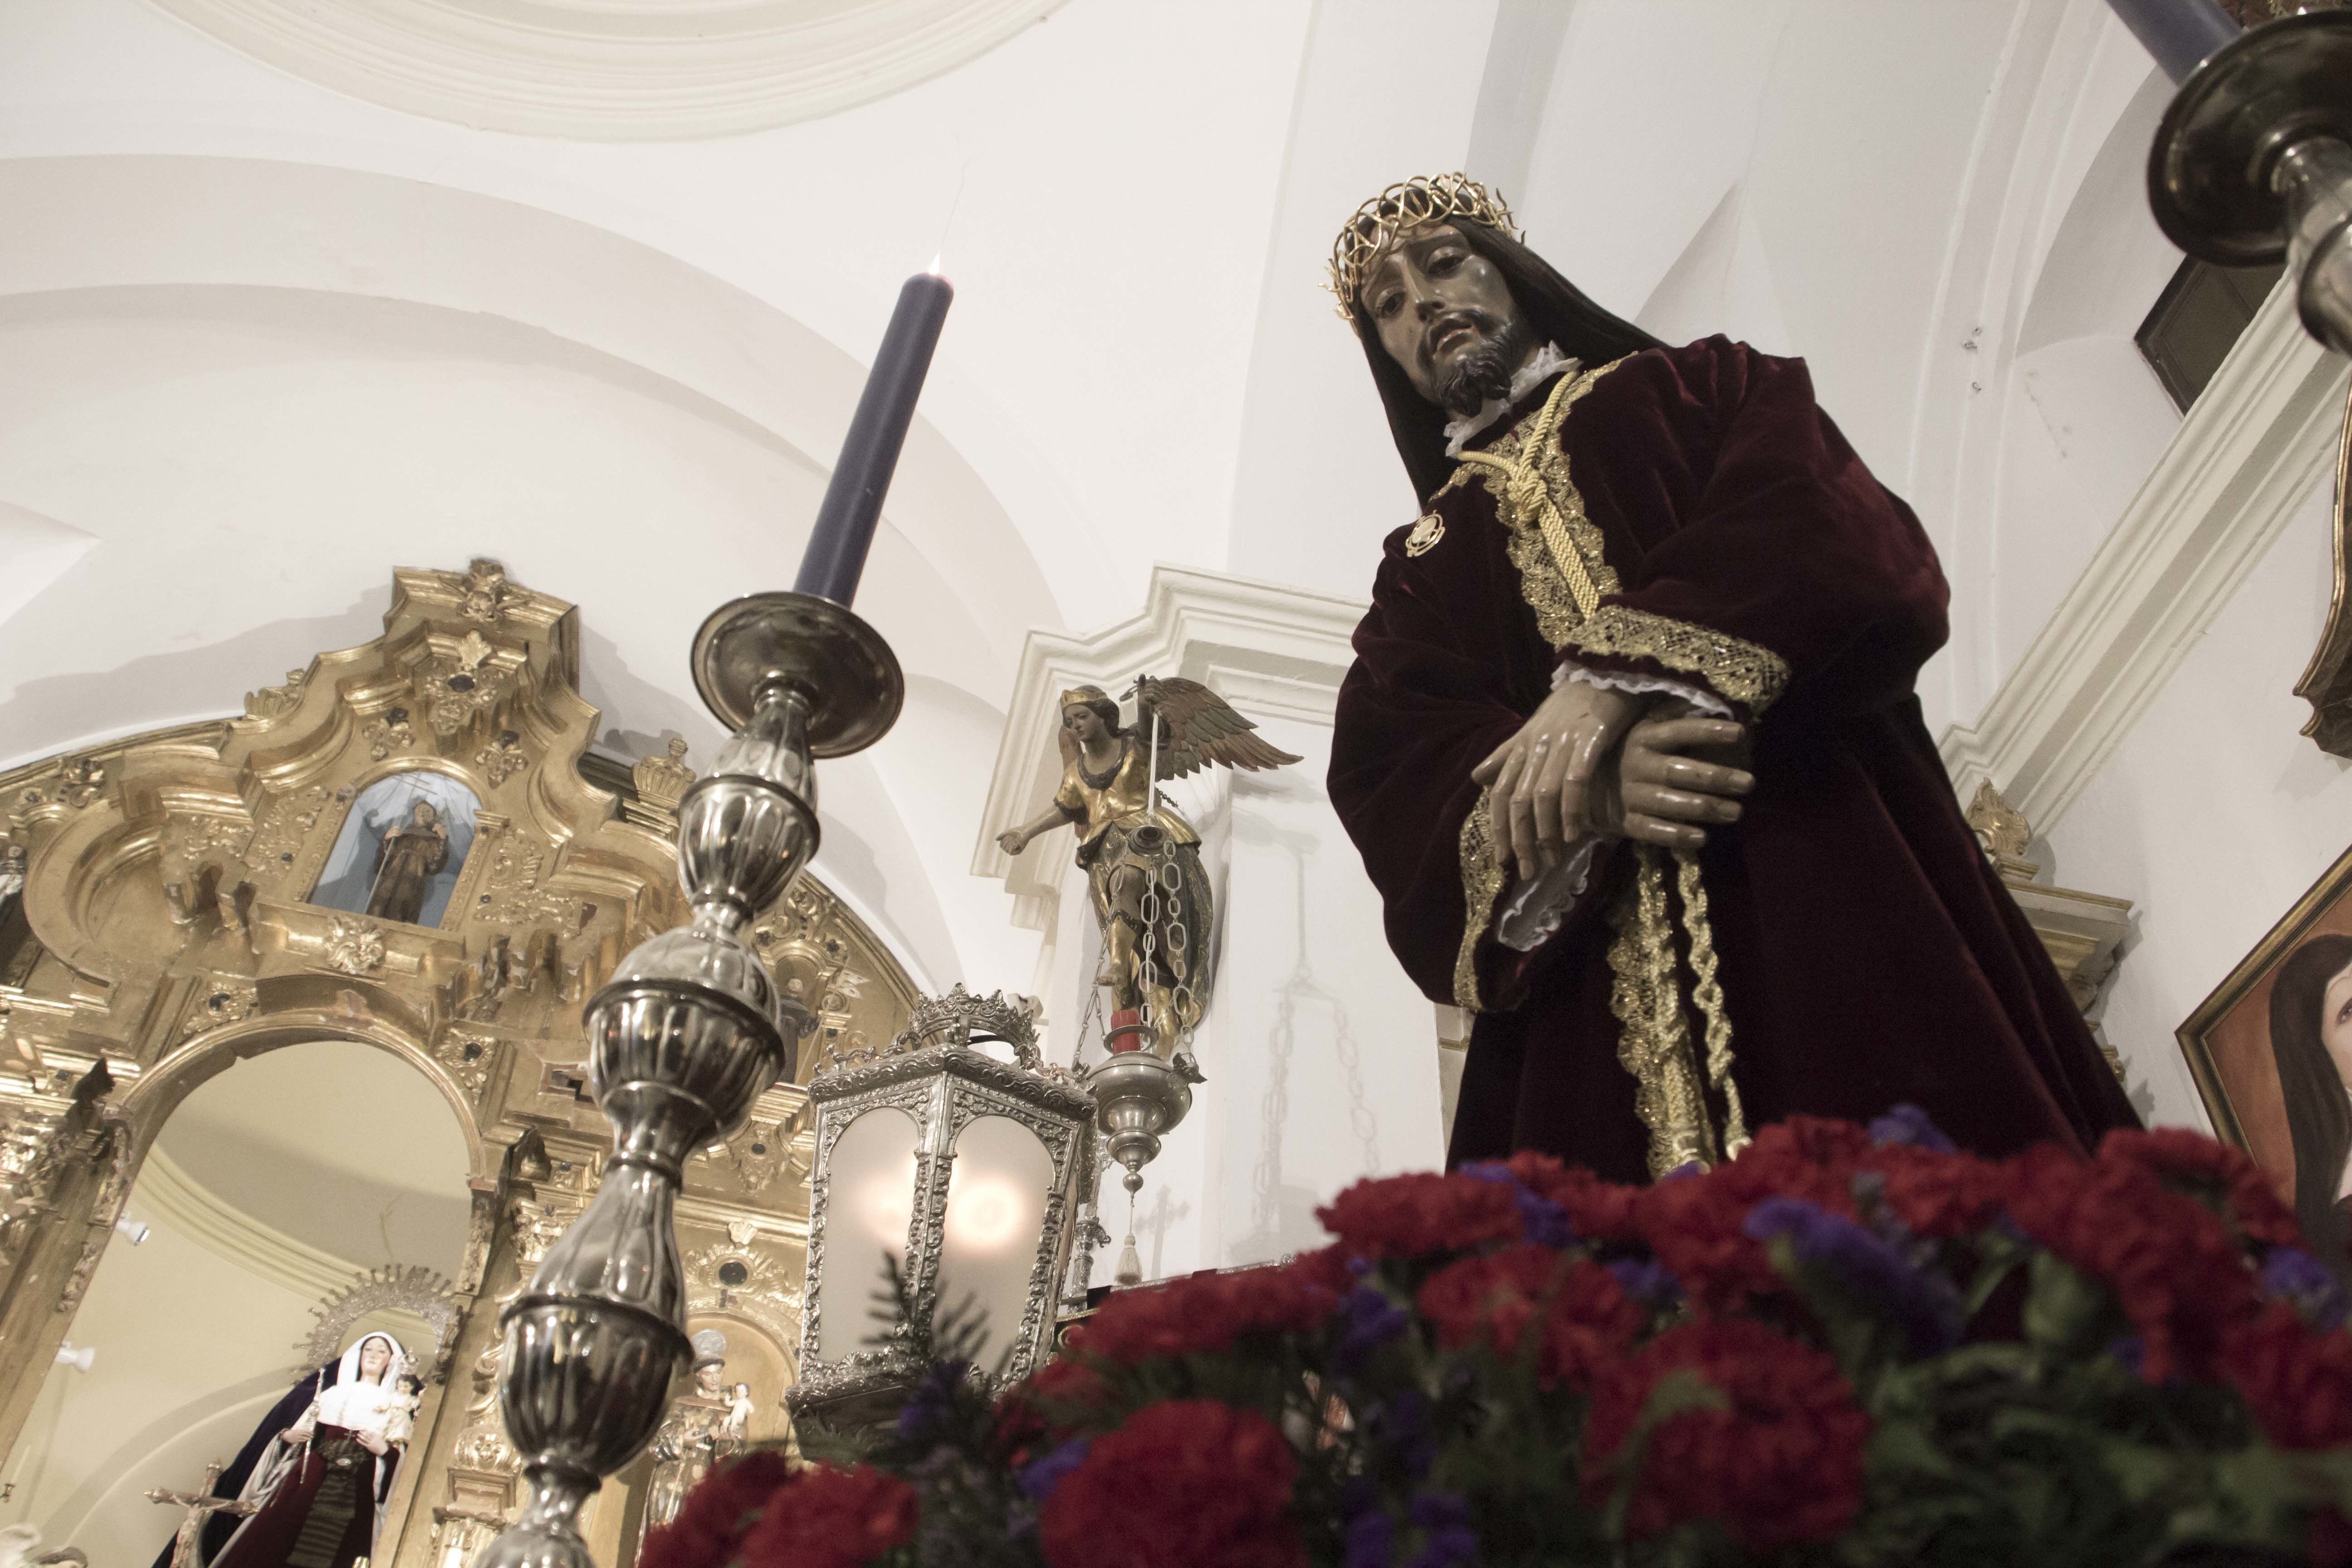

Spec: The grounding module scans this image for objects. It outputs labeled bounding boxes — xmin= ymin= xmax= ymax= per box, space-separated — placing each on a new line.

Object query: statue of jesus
xmin=1323 ymin=174 xmax=2139 ymax=1181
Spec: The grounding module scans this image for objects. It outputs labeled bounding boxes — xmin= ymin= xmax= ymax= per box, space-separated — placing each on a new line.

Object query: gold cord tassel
xmin=1458 ymin=358 xmax=1751 ymax=1174
xmin=1674 ymin=848 xmax=1749 ymax=1159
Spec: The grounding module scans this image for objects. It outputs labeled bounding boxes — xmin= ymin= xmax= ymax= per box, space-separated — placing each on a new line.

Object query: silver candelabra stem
xmin=476 ymin=591 xmax=902 ymax=1568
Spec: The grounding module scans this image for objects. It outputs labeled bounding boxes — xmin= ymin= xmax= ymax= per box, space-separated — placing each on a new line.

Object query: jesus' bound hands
xmin=1470 ymin=681 xmax=1755 ymax=879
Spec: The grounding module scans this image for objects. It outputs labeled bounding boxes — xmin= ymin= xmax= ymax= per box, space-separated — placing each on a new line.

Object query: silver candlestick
xmin=2146 ymin=7 xmax=2352 ymax=358
xmin=476 ymin=590 xmax=902 ymax=1568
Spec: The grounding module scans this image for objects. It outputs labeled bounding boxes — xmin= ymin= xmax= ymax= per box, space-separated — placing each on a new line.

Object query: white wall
xmin=2045 ymin=475 xmax=2352 ymax=1132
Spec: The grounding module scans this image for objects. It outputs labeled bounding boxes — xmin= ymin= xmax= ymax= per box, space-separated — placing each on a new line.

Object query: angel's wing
xmin=1132 ymin=676 xmax=1303 ymax=780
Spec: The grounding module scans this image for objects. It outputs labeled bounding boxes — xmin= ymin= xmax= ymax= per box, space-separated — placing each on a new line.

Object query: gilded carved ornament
xmin=0 ymin=559 xmax=921 ymax=1554
xmin=2294 ymin=387 xmax=2352 ymax=755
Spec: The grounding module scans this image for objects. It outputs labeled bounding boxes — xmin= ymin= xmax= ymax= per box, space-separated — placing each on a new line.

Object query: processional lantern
xmin=474 ymin=271 xmax=951 ymax=1568
xmin=2117 ymin=0 xmax=2352 ymax=356
xmin=789 ymin=985 xmax=1098 ymax=1440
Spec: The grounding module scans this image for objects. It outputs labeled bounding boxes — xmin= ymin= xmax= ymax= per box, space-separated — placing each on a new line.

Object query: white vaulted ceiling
xmin=0 ymin=0 xmax=2193 ymax=1003
xmin=147 ymin=0 xmax=1076 ymax=139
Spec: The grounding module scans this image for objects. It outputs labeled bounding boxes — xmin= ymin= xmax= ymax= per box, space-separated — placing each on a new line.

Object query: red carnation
xmin=1857 ymin=1142 xmax=2011 ymax=1239
xmin=2007 ymin=1142 xmax=2258 ymax=1383
xmin=2101 ymin=1127 xmax=2304 ymax=1249
xmin=1040 ymin=1399 xmax=1305 ymax=1568
xmin=1070 ymin=1259 xmax=1340 ymax=1366
xmin=1316 ymin=1170 xmax=1524 ymax=1260
xmin=1632 ymin=1119 xmax=1869 ymax=1310
xmin=999 ymin=1350 xmax=1111 ymax=1450
xmin=1285 ymin=1243 xmax=1360 ymax=1294
xmin=638 ymin=1450 xmax=795 ymax=1568
xmin=1416 ymin=1245 xmax=1646 ymax=1391
xmin=1584 ymin=1318 xmax=1869 ymax=1549
xmin=728 ymin=1464 xmax=916 ymax=1568
xmin=1502 ymin=1152 xmax=1643 ymax=1241
xmin=2221 ymin=1302 xmax=2352 ymax=1449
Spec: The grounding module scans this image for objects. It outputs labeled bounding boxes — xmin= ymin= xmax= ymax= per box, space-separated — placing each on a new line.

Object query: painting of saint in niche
xmin=309 ymin=770 xmax=480 ymax=928
xmin=2179 ymin=843 xmax=2352 ymax=1279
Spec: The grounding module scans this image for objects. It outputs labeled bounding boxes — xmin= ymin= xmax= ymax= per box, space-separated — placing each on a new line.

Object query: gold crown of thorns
xmin=1327 ymin=172 xmax=1521 ymax=324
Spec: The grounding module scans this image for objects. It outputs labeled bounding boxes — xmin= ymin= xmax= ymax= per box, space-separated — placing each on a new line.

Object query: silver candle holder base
xmin=2149 ymin=9 xmax=2352 ymax=356
xmin=478 ymin=592 xmax=900 ymax=1568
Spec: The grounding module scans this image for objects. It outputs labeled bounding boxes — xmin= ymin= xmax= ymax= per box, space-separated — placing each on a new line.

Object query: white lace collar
xmin=1442 ymin=342 xmax=1577 ymax=456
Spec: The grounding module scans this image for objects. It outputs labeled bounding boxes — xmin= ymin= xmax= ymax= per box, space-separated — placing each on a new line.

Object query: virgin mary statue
xmin=190 ymin=1333 xmax=412 ymax=1568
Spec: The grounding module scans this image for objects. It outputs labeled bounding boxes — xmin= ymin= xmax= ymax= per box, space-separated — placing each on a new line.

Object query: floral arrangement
xmin=643 ymin=1110 xmax=2352 ymax=1567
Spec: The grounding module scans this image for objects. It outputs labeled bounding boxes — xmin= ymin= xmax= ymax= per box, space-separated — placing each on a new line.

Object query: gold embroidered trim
xmin=1605 ymin=845 xmax=1716 ymax=1176
xmin=1442 ymin=359 xmax=1754 ymax=1163
xmin=1562 ymin=604 xmax=1791 ymax=718
xmin=1451 ymin=360 xmax=1626 ymax=648
xmin=1676 ymin=848 xmax=1749 ymax=1160
xmin=1453 ymin=787 xmax=1505 ymax=1013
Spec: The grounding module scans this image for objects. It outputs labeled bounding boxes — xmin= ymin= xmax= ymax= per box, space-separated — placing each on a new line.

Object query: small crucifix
xmin=146 ymin=1461 xmax=256 ymax=1568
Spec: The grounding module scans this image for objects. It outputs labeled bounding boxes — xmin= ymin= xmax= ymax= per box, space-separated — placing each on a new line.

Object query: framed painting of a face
xmin=309 ymin=769 xmax=482 ymax=929
xmin=2178 ymin=841 xmax=2352 ymax=1274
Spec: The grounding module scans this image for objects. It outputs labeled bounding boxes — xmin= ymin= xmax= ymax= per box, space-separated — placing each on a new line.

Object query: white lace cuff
xmin=1553 ymin=661 xmax=1732 ymax=719
xmin=1496 ymin=838 xmax=1602 ymax=952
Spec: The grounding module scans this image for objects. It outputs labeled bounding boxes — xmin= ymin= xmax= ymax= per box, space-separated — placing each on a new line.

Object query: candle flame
xmin=927 ymin=252 xmax=944 ymax=276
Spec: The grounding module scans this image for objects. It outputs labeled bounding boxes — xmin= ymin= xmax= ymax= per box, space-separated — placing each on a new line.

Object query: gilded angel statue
xmin=997 ymin=677 xmax=1300 ymax=1057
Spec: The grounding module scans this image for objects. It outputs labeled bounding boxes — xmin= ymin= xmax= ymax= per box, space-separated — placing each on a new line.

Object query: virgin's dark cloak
xmin=147 ymin=1362 xmax=341 ymax=1568
xmin=1328 ymin=334 xmax=2140 ymax=1179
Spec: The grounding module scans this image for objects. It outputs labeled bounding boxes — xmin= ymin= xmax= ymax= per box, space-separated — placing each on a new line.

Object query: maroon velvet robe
xmin=1329 ymin=337 xmax=2138 ymax=1183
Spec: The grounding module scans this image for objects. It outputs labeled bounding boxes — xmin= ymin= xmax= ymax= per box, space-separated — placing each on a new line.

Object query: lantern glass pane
xmin=939 ymin=1115 xmax=1054 ymax=1359
xmin=816 ymin=1105 xmax=921 ymax=1362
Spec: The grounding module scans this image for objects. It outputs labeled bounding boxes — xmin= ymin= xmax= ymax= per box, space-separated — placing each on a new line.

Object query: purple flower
xmin=1460 ymin=1162 xmax=1575 ymax=1249
xmin=1868 ymin=1103 xmax=1956 ymax=1154
xmin=1605 ymin=1254 xmax=1683 ymax=1312
xmin=1337 ymin=1285 xmax=1411 ymax=1371
xmin=1365 ymin=1389 xmax=1436 ymax=1480
xmin=1016 ymin=1436 xmax=1092 ymax=1503
xmin=2261 ymin=1247 xmax=2350 ymax=1330
xmin=1745 ymin=1196 xmax=1962 ymax=1356
xmin=1344 ymin=1508 xmax=1396 ymax=1568
xmin=893 ymin=1357 xmax=968 ymax=1442
xmin=1406 ymin=1493 xmax=1479 ymax=1568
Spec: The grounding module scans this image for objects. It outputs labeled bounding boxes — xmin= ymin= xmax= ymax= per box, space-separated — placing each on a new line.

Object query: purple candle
xmin=794 ymin=271 xmax=956 ymax=606
xmin=2106 ymin=0 xmax=2241 ymax=83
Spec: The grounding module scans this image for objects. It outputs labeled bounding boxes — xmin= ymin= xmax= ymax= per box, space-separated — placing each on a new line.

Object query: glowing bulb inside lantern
xmin=944 ymin=1174 xmax=1024 ymax=1252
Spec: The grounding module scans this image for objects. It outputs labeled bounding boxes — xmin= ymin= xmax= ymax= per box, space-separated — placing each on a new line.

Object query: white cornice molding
xmin=132 ymin=1147 xmax=374 ymax=1308
xmin=147 ymin=0 xmax=1074 ymax=142
xmin=1940 ymin=283 xmax=2351 ymax=828
xmin=970 ymin=564 xmax=1368 ymax=925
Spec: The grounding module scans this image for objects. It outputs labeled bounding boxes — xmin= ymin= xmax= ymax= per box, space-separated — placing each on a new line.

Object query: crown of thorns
xmin=1327 ymin=173 xmax=1521 ymax=324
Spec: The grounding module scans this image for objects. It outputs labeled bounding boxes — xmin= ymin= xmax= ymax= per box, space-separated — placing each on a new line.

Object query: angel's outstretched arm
xmin=997 ymin=802 xmax=1075 ymax=856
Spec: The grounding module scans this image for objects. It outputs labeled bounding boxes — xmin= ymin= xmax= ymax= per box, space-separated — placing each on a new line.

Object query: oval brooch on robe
xmin=1405 ymin=510 xmax=1445 ymax=557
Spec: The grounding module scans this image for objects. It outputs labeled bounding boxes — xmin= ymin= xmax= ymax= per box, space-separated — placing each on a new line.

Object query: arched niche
xmin=0 ymin=559 xmax=921 ymax=1565
xmin=17 ymin=1034 xmax=477 ymax=1568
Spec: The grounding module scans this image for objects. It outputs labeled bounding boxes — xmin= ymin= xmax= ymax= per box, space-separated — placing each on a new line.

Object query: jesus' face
xmin=1358 ymin=223 xmax=1532 ymax=414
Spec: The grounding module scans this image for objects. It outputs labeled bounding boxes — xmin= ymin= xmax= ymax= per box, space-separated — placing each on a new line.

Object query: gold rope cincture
xmin=1455 ymin=371 xmax=1751 ymax=1175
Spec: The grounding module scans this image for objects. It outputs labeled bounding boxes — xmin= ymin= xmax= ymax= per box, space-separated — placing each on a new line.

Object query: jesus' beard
xmin=1431 ymin=313 xmax=1538 ymax=416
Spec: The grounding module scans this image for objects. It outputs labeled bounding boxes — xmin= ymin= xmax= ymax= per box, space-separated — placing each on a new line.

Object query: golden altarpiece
xmin=0 ymin=561 xmax=918 ymax=1566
